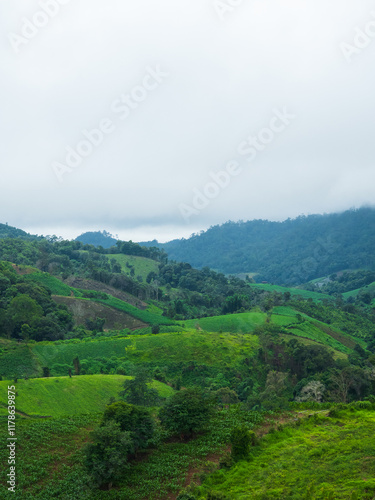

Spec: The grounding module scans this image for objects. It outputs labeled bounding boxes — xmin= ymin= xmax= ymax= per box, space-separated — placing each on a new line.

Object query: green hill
xmin=0 ymin=375 xmax=173 ymax=417
xmin=198 ymin=405 xmax=375 ymax=499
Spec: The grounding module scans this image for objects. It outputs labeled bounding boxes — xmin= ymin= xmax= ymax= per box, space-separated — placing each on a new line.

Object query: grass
xmin=92 ymin=296 xmax=175 ymax=325
xmin=23 ymin=271 xmax=82 ymax=297
xmin=0 ymin=375 xmax=173 ymax=417
xmin=198 ymin=408 xmax=375 ymax=499
xmin=181 ymin=312 xmax=268 ymax=333
xmin=0 ymin=340 xmax=41 ymax=378
xmin=109 ymin=254 xmax=159 ymax=281
xmin=250 ymin=283 xmax=333 ymax=302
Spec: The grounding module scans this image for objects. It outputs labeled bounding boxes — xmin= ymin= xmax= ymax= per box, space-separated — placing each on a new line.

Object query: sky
xmin=1 ymin=0 xmax=375 ymax=243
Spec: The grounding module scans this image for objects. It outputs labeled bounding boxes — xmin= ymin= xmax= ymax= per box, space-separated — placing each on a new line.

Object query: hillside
xmin=0 ymin=222 xmax=40 ymax=241
xmin=75 ymin=230 xmax=118 ymax=248
xmin=197 ymin=405 xmax=375 ymax=499
xmin=1 ymin=225 xmax=375 ymax=499
xmin=141 ymin=207 xmax=375 ymax=285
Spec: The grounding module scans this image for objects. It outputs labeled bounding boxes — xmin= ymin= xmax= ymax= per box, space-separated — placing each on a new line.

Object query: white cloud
xmin=0 ymin=0 xmax=375 ymax=241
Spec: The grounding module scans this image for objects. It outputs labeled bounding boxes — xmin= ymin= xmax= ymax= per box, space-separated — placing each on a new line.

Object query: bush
xmin=102 ymin=401 xmax=155 ymax=452
xmin=230 ymin=426 xmax=256 ymax=462
xmin=159 ymin=387 xmax=214 ymax=438
xmin=84 ymin=420 xmax=133 ymax=490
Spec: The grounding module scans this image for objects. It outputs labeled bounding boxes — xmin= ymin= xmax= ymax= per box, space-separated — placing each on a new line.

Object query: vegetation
xmin=146 ymin=207 xmax=375 ymax=284
xmin=1 ymin=215 xmax=375 ymax=498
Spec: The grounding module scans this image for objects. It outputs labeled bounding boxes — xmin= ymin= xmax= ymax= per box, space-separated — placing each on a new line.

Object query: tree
xmin=159 ymin=387 xmax=214 ymax=438
xmin=73 ymin=356 xmax=81 ymax=375
xmin=7 ymin=294 xmax=43 ymax=335
xmin=102 ymin=401 xmax=155 ymax=452
xmin=296 ymin=381 xmax=325 ymax=402
xmin=120 ymin=368 xmax=159 ymax=406
xmin=84 ymin=420 xmax=133 ymax=490
xmin=230 ymin=426 xmax=255 ymax=462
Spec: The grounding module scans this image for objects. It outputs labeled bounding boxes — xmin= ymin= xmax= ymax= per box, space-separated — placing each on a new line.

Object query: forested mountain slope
xmin=142 ymin=207 xmax=375 ymax=284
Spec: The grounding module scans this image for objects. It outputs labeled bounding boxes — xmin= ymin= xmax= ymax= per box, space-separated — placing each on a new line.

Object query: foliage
xmin=159 ymin=387 xmax=214 ymax=438
xmin=120 ymin=368 xmax=160 ymax=406
xmin=102 ymin=401 xmax=155 ymax=451
xmin=154 ymin=207 xmax=375 ymax=284
xmin=230 ymin=426 xmax=256 ymax=462
xmin=84 ymin=420 xmax=133 ymax=489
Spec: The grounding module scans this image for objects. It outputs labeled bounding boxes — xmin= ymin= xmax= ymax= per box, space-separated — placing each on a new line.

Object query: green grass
xmin=182 ymin=312 xmax=268 ymax=333
xmin=250 ymin=283 xmax=332 ymax=302
xmin=23 ymin=271 xmax=82 ymax=297
xmin=30 ymin=330 xmax=258 ymax=383
xmin=0 ymin=375 xmax=173 ymax=417
xmin=32 ymin=337 xmax=134 ymax=367
xmin=0 ymin=340 xmax=41 ymax=378
xmin=92 ymin=296 xmax=174 ymax=325
xmin=343 ymin=281 xmax=375 ymax=300
xmin=199 ymin=408 xmax=375 ymax=499
xmin=109 ymin=254 xmax=159 ymax=281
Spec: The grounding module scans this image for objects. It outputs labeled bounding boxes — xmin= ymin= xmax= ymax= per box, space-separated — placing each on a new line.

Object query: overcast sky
xmin=1 ymin=0 xmax=375 ymax=242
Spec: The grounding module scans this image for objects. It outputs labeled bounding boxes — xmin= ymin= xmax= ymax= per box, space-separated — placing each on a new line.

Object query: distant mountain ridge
xmin=75 ymin=230 xmax=118 ymax=248
xmin=140 ymin=207 xmax=375 ymax=285
xmin=0 ymin=222 xmax=40 ymax=241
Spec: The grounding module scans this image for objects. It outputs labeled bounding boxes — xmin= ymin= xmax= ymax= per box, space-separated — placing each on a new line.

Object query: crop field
xmin=0 ymin=406 xmax=264 ymax=500
xmin=92 ymin=296 xmax=175 ymax=325
xmin=0 ymin=375 xmax=173 ymax=417
xmin=0 ymin=341 xmax=41 ymax=378
xmin=182 ymin=312 xmax=269 ymax=333
xmin=23 ymin=271 xmax=82 ymax=297
xmin=182 ymin=308 xmax=300 ymax=333
xmin=199 ymin=406 xmax=375 ymax=499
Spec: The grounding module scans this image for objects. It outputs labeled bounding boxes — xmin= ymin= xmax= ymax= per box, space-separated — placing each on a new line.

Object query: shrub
xmin=159 ymin=387 xmax=214 ymax=438
xmin=230 ymin=426 xmax=256 ymax=462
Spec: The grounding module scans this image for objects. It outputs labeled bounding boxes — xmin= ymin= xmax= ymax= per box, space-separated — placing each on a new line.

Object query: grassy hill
xmin=198 ymin=405 xmax=375 ymax=499
xmin=52 ymin=296 xmax=148 ymax=330
xmin=109 ymin=253 xmax=159 ymax=281
xmin=181 ymin=307 xmax=364 ymax=354
xmin=0 ymin=375 xmax=174 ymax=417
xmin=249 ymin=283 xmax=332 ymax=302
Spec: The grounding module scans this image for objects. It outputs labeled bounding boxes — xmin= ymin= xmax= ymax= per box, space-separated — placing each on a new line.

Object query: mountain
xmin=0 ymin=222 xmax=40 ymax=241
xmin=75 ymin=230 xmax=118 ymax=248
xmin=141 ymin=207 xmax=375 ymax=285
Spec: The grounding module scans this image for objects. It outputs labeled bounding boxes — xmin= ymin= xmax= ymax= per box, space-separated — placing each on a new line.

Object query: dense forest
xmin=140 ymin=207 xmax=375 ymax=284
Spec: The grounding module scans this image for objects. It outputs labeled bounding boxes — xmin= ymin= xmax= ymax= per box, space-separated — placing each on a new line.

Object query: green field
xmin=181 ymin=308 xmax=363 ymax=354
xmin=182 ymin=311 xmax=269 ymax=333
xmin=343 ymin=281 xmax=375 ymax=300
xmin=92 ymin=296 xmax=174 ymax=325
xmin=23 ymin=271 xmax=82 ymax=297
xmin=0 ymin=375 xmax=174 ymax=417
xmin=198 ymin=407 xmax=375 ymax=499
xmin=109 ymin=254 xmax=159 ymax=281
xmin=250 ymin=283 xmax=332 ymax=301
xmin=0 ymin=340 xmax=41 ymax=378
